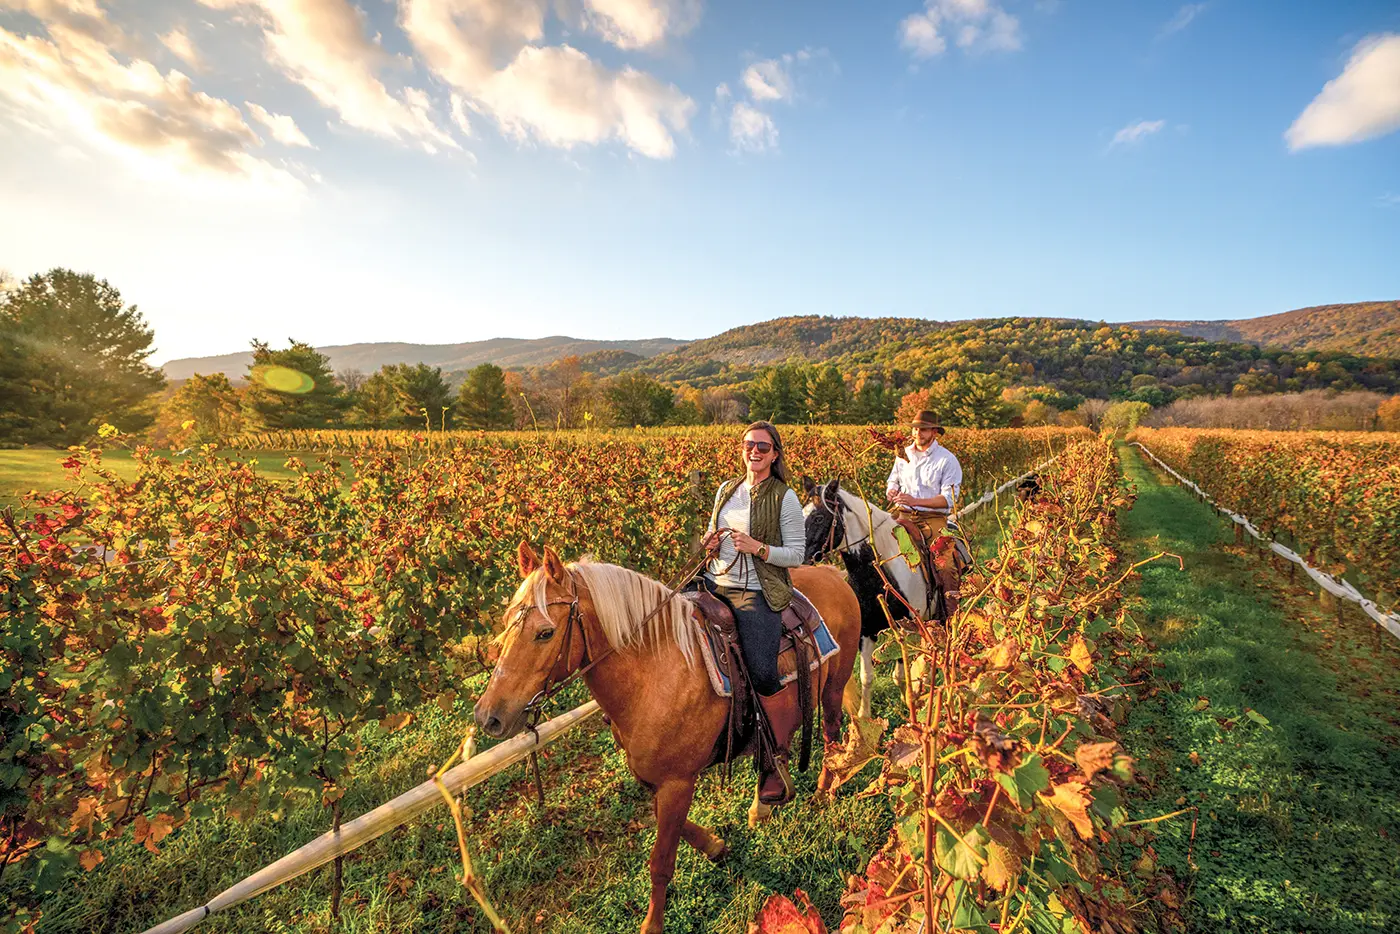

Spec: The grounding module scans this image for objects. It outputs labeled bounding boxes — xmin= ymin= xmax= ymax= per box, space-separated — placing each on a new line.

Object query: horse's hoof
xmin=748 ymin=799 xmax=773 ymax=828
xmin=708 ymin=841 xmax=731 ymax=864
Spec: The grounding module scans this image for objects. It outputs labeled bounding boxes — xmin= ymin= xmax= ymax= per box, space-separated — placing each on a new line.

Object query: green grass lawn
xmin=1117 ymin=444 xmax=1400 ymax=934
xmin=0 ymin=448 xmax=343 ymax=509
xmin=9 ymin=670 xmax=906 ymax=934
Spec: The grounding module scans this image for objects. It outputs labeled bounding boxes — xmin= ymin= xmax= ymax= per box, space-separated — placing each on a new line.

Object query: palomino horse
xmin=803 ymin=479 xmax=948 ymax=719
xmin=474 ymin=542 xmax=860 ymax=934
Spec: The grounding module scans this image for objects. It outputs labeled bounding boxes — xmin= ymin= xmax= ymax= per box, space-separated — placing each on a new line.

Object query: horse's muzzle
xmin=472 ymin=699 xmax=521 ymax=739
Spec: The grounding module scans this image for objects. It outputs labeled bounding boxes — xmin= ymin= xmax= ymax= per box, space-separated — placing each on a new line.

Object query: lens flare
xmin=252 ymin=365 xmax=315 ymax=394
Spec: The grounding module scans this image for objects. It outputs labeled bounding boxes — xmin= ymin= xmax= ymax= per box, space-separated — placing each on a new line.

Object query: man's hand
xmin=889 ymin=491 xmax=914 ymax=507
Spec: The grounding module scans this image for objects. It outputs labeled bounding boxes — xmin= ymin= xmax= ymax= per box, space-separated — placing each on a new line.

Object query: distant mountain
xmin=162 ymin=336 xmax=687 ymax=382
xmin=636 ymin=314 xmax=1400 ymax=400
xmin=1132 ymin=301 xmax=1400 ymax=357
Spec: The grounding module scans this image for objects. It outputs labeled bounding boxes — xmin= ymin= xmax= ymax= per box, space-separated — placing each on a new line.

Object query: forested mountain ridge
xmin=162 ymin=336 xmax=685 ymax=381
xmin=637 ymin=315 xmax=1400 ymax=400
xmin=1132 ymin=301 xmax=1399 ymax=357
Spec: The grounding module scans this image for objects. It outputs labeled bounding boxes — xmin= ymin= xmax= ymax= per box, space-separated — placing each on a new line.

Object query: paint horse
xmin=474 ymin=543 xmax=860 ymax=934
xmin=803 ymin=479 xmax=954 ymax=718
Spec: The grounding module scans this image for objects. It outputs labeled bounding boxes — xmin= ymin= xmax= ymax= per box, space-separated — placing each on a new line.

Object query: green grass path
xmin=1117 ymin=444 xmax=1400 ymax=933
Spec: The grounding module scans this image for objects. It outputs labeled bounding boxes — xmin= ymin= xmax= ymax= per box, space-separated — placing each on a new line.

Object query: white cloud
xmin=719 ymin=49 xmax=825 ymax=156
xmin=0 ymin=8 xmax=301 ymax=194
xmin=742 ymin=58 xmax=792 ymax=102
xmin=581 ymin=0 xmax=700 ymax=50
xmin=1380 ymin=192 xmax=1400 ymax=207
xmin=199 ymin=0 xmax=456 ymax=151
xmin=1286 ymin=34 xmax=1400 ymax=151
xmin=399 ymin=0 xmax=695 ymax=159
xmin=159 ymin=27 xmax=200 ymax=68
xmin=1111 ymin=118 xmax=1165 ymax=146
xmin=899 ymin=0 xmax=1021 ymax=59
xmin=729 ymin=101 xmax=776 ymax=152
xmin=1159 ymin=4 xmax=1206 ymax=39
xmin=247 ymin=100 xmax=313 ymax=146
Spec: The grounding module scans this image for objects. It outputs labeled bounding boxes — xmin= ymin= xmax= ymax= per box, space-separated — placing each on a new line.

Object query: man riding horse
xmin=886 ymin=409 xmax=964 ymax=598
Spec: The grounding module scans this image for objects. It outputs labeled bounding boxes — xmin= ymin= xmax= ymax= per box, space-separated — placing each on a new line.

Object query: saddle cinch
xmin=690 ymin=589 xmax=840 ymax=782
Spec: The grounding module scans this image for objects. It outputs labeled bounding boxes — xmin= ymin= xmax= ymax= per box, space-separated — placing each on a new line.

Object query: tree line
xmin=4 ymin=269 xmax=1398 ymax=449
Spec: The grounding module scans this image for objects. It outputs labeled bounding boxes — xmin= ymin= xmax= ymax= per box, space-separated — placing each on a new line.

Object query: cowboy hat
xmin=911 ymin=409 xmax=945 ymax=434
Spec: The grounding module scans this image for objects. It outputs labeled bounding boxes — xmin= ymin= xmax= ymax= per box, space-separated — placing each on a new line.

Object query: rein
xmin=517 ymin=531 xmax=742 ymax=730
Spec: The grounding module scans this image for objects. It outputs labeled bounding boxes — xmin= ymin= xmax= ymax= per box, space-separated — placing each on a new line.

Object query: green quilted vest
xmin=710 ymin=476 xmax=794 ymax=611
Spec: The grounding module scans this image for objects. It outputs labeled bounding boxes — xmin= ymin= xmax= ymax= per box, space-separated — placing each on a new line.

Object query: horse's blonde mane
xmin=516 ymin=559 xmax=702 ymax=668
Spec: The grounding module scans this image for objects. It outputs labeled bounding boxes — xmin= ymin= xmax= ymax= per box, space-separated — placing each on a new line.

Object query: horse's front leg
xmin=642 ymin=777 xmax=698 ymax=934
xmin=858 ymin=636 xmax=876 ymax=719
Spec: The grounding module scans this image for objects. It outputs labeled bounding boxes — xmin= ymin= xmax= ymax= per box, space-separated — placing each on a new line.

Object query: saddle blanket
xmin=692 ymin=588 xmax=841 ymax=698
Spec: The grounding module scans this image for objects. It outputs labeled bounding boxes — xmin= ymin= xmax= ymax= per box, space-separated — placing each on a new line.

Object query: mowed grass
xmin=1117 ymin=445 xmax=1400 ymax=933
xmin=10 ymin=669 xmax=906 ymax=934
xmin=0 ymin=448 xmax=345 ymax=508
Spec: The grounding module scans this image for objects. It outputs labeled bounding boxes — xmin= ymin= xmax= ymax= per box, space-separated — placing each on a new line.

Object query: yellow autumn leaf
xmin=1068 ymin=635 xmax=1094 ymax=674
xmin=1045 ymin=781 xmax=1094 ymax=839
xmin=986 ymin=636 xmax=1020 ymax=670
xmin=380 ymin=711 xmax=413 ymax=733
xmin=79 ymin=849 xmax=105 ymax=871
xmin=1074 ymin=741 xmax=1119 ymax=781
xmin=982 ymin=838 xmax=1022 ymax=892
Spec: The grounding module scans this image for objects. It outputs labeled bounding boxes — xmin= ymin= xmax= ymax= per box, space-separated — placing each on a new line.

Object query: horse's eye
xmin=535 ymin=628 xmax=555 ymax=642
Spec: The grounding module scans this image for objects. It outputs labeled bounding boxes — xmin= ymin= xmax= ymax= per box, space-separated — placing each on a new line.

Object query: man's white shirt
xmin=886 ymin=442 xmax=963 ymax=515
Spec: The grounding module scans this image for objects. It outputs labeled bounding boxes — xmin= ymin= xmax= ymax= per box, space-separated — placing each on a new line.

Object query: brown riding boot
xmin=756 ymin=687 xmax=802 ymax=806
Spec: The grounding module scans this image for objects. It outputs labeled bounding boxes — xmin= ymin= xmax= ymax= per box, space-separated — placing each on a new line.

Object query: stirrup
xmin=758 ymin=755 xmax=795 ymax=806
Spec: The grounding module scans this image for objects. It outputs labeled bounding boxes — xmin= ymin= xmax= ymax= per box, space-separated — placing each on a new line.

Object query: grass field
xmin=1118 ymin=445 xmax=1400 ymax=933
xmin=0 ymin=448 xmax=343 ymax=508
xmin=15 ymin=663 xmax=907 ymax=934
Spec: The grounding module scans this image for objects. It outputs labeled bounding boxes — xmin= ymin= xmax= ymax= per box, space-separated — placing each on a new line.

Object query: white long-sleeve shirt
xmin=886 ymin=442 xmax=962 ymax=515
xmin=704 ymin=480 xmax=806 ymax=591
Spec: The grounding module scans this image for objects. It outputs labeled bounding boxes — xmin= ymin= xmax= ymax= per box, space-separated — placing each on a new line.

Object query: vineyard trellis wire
xmin=131 ymin=457 xmax=1059 ymax=934
xmin=1131 ymin=441 xmax=1400 ymax=642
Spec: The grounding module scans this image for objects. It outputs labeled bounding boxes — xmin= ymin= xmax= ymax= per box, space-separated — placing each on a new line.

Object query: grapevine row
xmin=0 ymin=426 xmax=1084 ymax=910
xmin=820 ymin=438 xmax=1167 ymax=933
xmin=1130 ymin=427 xmax=1400 ymax=605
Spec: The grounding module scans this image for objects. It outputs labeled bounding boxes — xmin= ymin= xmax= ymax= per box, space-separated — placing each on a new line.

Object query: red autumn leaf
xmin=750 ymin=889 xmax=827 ymax=934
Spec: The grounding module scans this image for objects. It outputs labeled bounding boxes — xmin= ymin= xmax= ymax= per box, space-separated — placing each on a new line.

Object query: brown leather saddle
xmin=890 ymin=514 xmax=964 ymax=621
xmin=691 ymin=589 xmax=823 ymax=782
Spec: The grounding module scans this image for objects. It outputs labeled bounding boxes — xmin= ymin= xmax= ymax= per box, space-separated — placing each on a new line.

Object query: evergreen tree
xmin=388 ymin=363 xmax=454 ymax=429
xmin=931 ymin=371 xmax=1014 ymax=428
xmin=0 ymin=268 xmax=165 ymax=443
xmin=153 ymin=373 xmax=245 ymax=446
xmin=242 ymin=339 xmax=349 ymax=429
xmin=606 ymin=372 xmax=674 ymax=427
xmin=348 ymin=369 xmax=401 ymax=428
xmin=457 ymin=363 xmax=516 ymax=430
xmin=807 ymin=364 xmax=850 ymax=424
xmin=850 ymin=377 xmax=896 ymax=424
xmin=747 ymin=364 xmax=810 ymax=423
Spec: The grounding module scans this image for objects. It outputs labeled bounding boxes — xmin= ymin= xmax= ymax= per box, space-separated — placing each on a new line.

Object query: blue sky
xmin=1 ymin=0 xmax=1398 ymax=364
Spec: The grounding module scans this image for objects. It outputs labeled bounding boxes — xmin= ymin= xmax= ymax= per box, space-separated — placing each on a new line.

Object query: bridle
xmin=510 ymin=573 xmax=614 ymax=732
xmin=808 ymin=484 xmax=871 ymax=563
xmin=508 ymin=542 xmax=729 ymax=731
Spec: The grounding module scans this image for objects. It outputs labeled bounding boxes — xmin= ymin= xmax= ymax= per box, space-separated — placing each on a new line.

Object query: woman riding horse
xmin=698 ymin=420 xmax=807 ymax=806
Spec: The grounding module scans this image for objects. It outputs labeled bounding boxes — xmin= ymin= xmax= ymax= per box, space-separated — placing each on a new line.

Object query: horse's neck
xmin=576 ymin=604 xmax=710 ymax=744
xmin=849 ymin=498 xmax=929 ymax=613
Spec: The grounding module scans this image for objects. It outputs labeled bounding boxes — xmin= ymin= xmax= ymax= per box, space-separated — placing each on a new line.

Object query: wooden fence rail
xmin=137 ymin=457 xmax=1056 ymax=934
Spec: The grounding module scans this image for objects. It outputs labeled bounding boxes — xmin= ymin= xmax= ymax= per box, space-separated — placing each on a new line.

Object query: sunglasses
xmin=742 ymin=440 xmax=774 ymax=454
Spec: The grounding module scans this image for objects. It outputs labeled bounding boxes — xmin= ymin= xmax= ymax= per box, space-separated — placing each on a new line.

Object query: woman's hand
xmin=701 ymin=530 xmax=723 ymax=556
xmin=728 ymin=530 xmax=765 ymax=556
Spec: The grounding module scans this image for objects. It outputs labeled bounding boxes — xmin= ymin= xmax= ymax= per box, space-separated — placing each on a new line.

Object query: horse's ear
xmin=542 ymin=545 xmax=567 ymax=583
xmin=800 ymin=474 xmax=817 ymax=499
xmin=823 ymin=478 xmax=840 ymax=500
xmin=517 ymin=540 xmax=541 ymax=578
